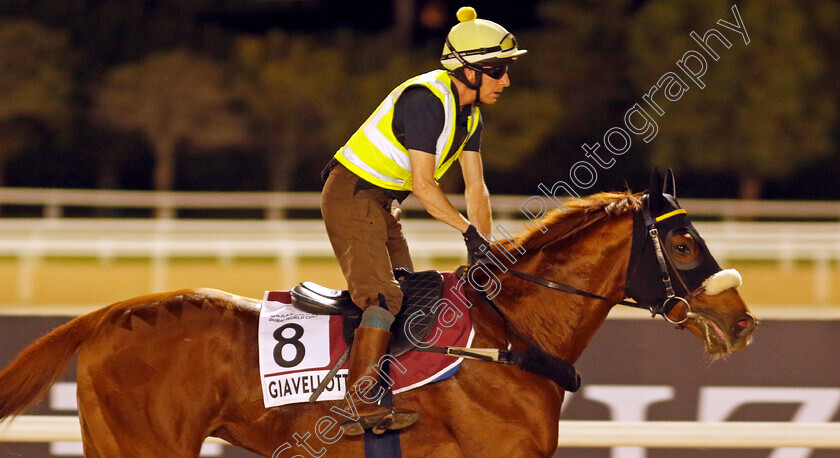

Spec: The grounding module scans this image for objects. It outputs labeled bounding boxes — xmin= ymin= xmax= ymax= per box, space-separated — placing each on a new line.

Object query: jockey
xmin=320 ymin=6 xmax=526 ymax=436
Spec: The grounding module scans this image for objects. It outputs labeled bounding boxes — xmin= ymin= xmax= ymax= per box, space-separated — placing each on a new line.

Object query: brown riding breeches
xmin=320 ymin=164 xmax=413 ymax=314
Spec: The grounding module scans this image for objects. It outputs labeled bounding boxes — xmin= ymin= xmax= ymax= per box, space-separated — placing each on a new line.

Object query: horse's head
xmin=625 ymin=169 xmax=756 ymax=356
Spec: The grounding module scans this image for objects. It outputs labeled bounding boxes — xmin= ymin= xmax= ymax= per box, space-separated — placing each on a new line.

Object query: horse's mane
xmin=501 ymin=191 xmax=643 ymax=253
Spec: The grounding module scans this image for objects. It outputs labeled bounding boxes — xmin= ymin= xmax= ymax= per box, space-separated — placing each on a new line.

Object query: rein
xmin=506 ymin=269 xmax=639 ymax=308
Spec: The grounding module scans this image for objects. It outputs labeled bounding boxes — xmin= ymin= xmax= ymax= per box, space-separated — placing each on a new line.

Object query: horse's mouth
xmin=685 ymin=310 xmax=753 ymax=356
xmin=687 ymin=311 xmax=731 ymax=355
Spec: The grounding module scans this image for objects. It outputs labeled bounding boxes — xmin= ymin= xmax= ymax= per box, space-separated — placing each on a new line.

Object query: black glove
xmin=462 ymin=224 xmax=491 ymax=264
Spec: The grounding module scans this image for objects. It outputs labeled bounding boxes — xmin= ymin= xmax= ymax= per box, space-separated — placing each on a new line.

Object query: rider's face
xmin=476 ymin=66 xmax=510 ymax=105
xmin=463 ymin=66 xmax=511 ymax=105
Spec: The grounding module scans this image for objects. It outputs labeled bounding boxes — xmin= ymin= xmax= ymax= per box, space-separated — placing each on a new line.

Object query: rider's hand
xmin=462 ymin=224 xmax=491 ymax=265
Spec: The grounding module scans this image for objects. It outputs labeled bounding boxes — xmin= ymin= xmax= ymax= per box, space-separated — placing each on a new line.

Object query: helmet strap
xmin=446 ymin=37 xmax=483 ymax=86
xmin=449 ymin=66 xmax=483 ymax=106
xmin=469 ymin=68 xmax=484 ymax=106
xmin=451 ymin=66 xmax=482 ymax=89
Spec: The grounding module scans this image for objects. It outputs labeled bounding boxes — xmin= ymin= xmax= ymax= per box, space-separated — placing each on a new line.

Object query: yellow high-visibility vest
xmin=335 ymin=69 xmax=481 ymax=191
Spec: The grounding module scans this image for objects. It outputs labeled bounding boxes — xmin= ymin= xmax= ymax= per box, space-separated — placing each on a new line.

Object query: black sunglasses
xmin=481 ymin=64 xmax=508 ymax=80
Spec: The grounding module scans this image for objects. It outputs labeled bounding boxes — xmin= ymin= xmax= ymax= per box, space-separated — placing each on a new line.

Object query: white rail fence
xmin=4 ymin=187 xmax=840 ymax=221
xmin=2 ymin=416 xmax=839 ymax=449
xmin=3 ymin=218 xmax=840 ymax=263
xmin=4 ymin=189 xmax=840 ymax=302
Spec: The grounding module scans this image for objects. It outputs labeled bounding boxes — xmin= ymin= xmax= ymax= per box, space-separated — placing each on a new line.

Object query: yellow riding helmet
xmin=440 ymin=6 xmax=527 ymax=71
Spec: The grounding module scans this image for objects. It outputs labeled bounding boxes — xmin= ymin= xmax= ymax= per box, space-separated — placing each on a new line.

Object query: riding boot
xmin=340 ymin=326 xmax=418 ymax=436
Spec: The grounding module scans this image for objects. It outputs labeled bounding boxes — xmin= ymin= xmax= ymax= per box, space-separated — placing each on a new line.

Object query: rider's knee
xmin=361 ymin=302 xmax=395 ymax=330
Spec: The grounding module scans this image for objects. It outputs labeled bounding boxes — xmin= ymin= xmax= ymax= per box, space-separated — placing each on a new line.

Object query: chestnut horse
xmin=0 ymin=185 xmax=755 ymax=457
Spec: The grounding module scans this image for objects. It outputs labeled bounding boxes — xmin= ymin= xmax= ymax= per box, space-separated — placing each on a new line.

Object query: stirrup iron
xmin=341 ymin=409 xmax=419 ymax=436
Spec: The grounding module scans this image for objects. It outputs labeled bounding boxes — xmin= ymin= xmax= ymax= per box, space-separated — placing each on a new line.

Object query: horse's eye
xmin=671 ymin=232 xmax=695 ymax=255
xmin=668 ymin=229 xmax=702 ymax=269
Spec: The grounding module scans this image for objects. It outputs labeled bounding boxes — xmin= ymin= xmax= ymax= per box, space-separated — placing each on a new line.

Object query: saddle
xmin=290 ymin=268 xmax=444 ymax=357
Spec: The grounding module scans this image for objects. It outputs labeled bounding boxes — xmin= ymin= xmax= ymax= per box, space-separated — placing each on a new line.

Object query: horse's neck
xmin=492 ymin=214 xmax=634 ymax=363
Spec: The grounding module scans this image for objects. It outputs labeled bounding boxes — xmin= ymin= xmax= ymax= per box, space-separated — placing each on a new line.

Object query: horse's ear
xmin=648 ymin=168 xmax=663 ymax=197
xmin=648 ymin=168 xmax=664 ymax=213
xmin=663 ymin=167 xmax=676 ymax=198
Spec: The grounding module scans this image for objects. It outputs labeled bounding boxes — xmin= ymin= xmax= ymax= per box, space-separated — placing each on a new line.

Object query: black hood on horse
xmin=625 ymin=169 xmax=722 ymax=309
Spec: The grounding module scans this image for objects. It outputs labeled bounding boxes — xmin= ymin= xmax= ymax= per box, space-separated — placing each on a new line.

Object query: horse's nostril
xmin=732 ymin=316 xmax=754 ymax=335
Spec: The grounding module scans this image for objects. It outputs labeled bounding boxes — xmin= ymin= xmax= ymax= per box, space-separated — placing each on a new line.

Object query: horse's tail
xmin=0 ymin=306 xmax=109 ymax=422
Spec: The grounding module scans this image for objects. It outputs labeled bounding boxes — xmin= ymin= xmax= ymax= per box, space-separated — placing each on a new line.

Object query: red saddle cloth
xmin=260 ymin=273 xmax=473 ymax=407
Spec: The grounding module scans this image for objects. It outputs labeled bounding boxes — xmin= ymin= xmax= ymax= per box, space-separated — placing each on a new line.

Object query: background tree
xmin=524 ymin=1 xmax=632 ymax=137
xmin=476 ymin=0 xmax=639 ymax=194
xmin=232 ymin=32 xmax=344 ymax=191
xmin=0 ymin=20 xmax=72 ymax=187
xmin=94 ymin=49 xmax=249 ymax=193
xmin=628 ymin=0 xmax=837 ymax=199
xmin=477 ymin=53 xmax=563 ymax=172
